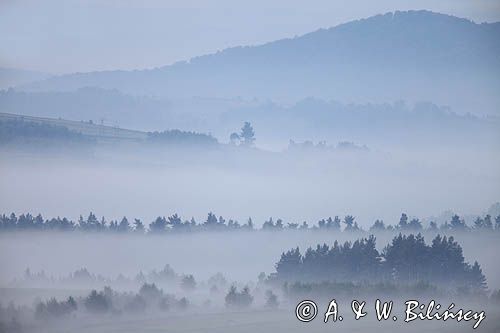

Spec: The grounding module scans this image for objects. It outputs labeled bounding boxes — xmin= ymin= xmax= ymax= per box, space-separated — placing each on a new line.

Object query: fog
xmin=1 ymin=143 xmax=498 ymax=227
xmin=1 ymin=230 xmax=499 ymax=332
xmin=1 ymin=231 xmax=500 ymax=287
xmin=1 ymin=3 xmax=500 ymax=332
xmin=1 ymin=141 xmax=499 ymax=332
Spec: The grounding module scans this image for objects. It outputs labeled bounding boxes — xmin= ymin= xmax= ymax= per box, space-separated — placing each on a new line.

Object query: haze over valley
xmin=1 ymin=5 xmax=500 ymax=333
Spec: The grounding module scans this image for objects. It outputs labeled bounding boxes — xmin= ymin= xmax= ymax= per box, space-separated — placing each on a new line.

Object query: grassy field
xmin=28 ymin=307 xmax=500 ymax=333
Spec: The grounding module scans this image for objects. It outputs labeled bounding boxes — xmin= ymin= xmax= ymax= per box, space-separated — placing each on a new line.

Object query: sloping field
xmin=0 ymin=112 xmax=148 ymax=141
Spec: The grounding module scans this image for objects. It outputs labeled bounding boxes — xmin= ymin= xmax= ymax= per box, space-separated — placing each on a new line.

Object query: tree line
xmin=0 ymin=118 xmax=221 ymax=146
xmin=273 ymin=234 xmax=487 ymax=293
xmin=1 ymin=211 xmax=499 ymax=233
xmin=0 ymin=119 xmax=91 ymax=143
xmin=147 ymin=129 xmax=217 ymax=146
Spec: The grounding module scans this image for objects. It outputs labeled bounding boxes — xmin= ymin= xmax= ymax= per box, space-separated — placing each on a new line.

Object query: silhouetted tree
xmin=149 ymin=216 xmax=167 ymax=233
xmin=428 ymin=221 xmax=438 ymax=231
xmin=139 ymin=283 xmax=163 ymax=300
xmin=449 ymin=215 xmax=467 ymax=231
xmin=370 ymin=219 xmax=385 ymax=232
xmin=327 ymin=216 xmax=341 ymax=231
xmin=398 ymin=213 xmax=408 ymax=230
xmin=474 ymin=216 xmax=484 ymax=229
xmin=181 ymin=275 xmax=196 ymax=291
xmin=134 ymin=218 xmax=145 ymax=233
xmin=243 ymin=217 xmax=254 ymax=230
xmin=343 ymin=215 xmax=359 ymax=232
xmin=203 ymin=212 xmax=218 ymax=231
xmin=118 ymin=216 xmax=130 ymax=233
xmin=483 ymin=215 xmax=493 ymax=229
xmin=35 ymin=297 xmax=77 ymax=319
xmin=384 ymin=233 xmax=428 ymax=281
xmin=407 ymin=218 xmax=423 ymax=231
xmin=84 ymin=289 xmax=111 ymax=314
xmin=239 ymin=122 xmax=255 ymax=147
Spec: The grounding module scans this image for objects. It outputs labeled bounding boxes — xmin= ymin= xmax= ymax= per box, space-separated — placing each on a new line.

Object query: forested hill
xmin=18 ymin=10 xmax=500 ymax=115
xmin=0 ymin=113 xmax=218 ymax=146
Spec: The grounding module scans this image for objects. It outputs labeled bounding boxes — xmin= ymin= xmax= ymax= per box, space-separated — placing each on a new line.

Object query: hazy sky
xmin=1 ymin=0 xmax=500 ymax=74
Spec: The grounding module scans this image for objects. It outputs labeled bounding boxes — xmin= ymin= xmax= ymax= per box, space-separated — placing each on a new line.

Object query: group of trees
xmin=29 ymin=282 xmax=274 ymax=326
xmin=34 ymin=284 xmax=190 ymax=320
xmin=2 ymin=211 xmax=499 ymax=234
xmin=31 ymin=280 xmax=271 ymax=320
xmin=20 ymin=264 xmax=204 ymax=294
xmin=0 ymin=118 xmax=220 ymax=148
xmin=35 ymin=297 xmax=77 ymax=319
xmin=229 ymin=122 xmax=255 ymax=147
xmin=147 ymin=129 xmax=218 ymax=146
xmin=273 ymin=234 xmax=487 ymax=293
xmin=224 ymin=286 xmax=254 ymax=308
xmin=0 ymin=119 xmax=90 ymax=144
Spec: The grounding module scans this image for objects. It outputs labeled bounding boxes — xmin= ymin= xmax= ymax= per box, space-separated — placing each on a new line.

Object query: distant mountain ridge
xmin=17 ymin=10 xmax=500 ymax=115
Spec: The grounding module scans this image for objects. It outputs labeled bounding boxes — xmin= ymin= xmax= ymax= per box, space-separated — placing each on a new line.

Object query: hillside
xmin=0 ymin=113 xmax=218 ymax=147
xmin=0 ymin=112 xmax=147 ymax=141
xmin=18 ymin=10 xmax=500 ymax=115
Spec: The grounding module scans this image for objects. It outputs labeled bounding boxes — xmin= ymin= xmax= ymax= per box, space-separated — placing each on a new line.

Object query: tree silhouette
xmin=398 ymin=213 xmax=408 ymax=230
xmin=133 ymin=219 xmax=145 ymax=233
xmin=343 ymin=215 xmax=359 ymax=232
xmin=149 ymin=216 xmax=167 ymax=234
xmin=449 ymin=215 xmax=467 ymax=231
xmin=239 ymin=122 xmax=255 ymax=147
xmin=118 ymin=216 xmax=130 ymax=233
xmin=370 ymin=219 xmax=386 ymax=232
xmin=84 ymin=289 xmax=111 ymax=314
xmin=181 ymin=275 xmax=196 ymax=291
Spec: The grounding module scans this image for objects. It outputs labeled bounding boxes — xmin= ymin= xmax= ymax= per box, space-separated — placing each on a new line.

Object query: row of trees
xmin=273 ymin=234 xmax=487 ymax=292
xmin=147 ymin=129 xmax=218 ymax=146
xmin=30 ymin=282 xmax=276 ymax=323
xmin=34 ymin=284 xmax=189 ymax=320
xmin=0 ymin=119 xmax=91 ymax=143
xmin=1 ymin=211 xmax=499 ymax=233
xmin=0 ymin=118 xmax=221 ymax=147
